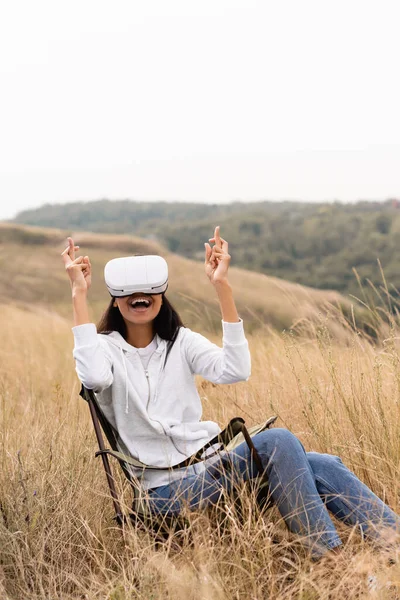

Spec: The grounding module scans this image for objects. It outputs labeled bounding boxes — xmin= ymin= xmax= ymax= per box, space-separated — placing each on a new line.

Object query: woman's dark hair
xmin=97 ymin=294 xmax=184 ymax=365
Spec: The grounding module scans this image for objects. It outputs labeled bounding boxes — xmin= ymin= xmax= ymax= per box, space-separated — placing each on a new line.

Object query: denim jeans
xmin=147 ymin=428 xmax=400 ymax=556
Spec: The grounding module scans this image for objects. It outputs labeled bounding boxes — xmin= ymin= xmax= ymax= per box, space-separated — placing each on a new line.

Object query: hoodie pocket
xmin=171 ymin=436 xmax=209 ymax=458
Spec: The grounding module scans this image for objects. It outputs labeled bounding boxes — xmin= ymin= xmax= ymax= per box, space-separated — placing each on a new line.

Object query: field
xmin=1 ymin=224 xmax=400 ymax=598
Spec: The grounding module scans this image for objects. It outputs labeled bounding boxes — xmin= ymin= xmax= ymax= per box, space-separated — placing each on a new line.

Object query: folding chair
xmin=80 ymin=385 xmax=277 ymax=529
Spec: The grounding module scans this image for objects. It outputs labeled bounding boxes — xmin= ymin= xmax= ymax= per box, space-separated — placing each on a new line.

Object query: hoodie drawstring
xmin=116 ymin=336 xmax=166 ymax=414
xmin=152 ymin=357 xmax=164 ymax=406
xmin=119 ymin=344 xmax=129 ymax=414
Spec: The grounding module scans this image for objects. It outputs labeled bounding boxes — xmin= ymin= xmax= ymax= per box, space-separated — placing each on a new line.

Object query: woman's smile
xmin=128 ymin=294 xmax=153 ymax=313
xmin=117 ymin=292 xmax=162 ymax=324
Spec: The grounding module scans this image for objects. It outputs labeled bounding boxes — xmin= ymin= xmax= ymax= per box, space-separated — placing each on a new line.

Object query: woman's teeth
xmin=130 ymin=297 xmax=151 ymax=309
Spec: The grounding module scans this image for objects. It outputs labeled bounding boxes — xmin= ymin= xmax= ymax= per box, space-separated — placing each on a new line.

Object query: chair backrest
xmin=80 ymin=385 xmax=140 ymax=480
xmin=80 ymin=385 xmax=119 ymax=450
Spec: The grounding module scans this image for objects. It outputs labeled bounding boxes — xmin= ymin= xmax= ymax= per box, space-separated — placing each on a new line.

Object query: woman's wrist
xmin=72 ymin=288 xmax=90 ymax=325
xmin=212 ymin=278 xmax=231 ymax=290
xmin=71 ymin=285 xmax=88 ymax=298
xmin=214 ymin=279 xmax=239 ymax=322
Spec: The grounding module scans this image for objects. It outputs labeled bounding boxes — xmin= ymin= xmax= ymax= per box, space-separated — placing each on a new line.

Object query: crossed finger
xmin=209 ymin=227 xmax=228 ymax=253
xmin=214 ymin=225 xmax=221 ymax=249
xmin=82 ymin=256 xmax=91 ymax=274
xmin=209 ymin=226 xmax=221 ymax=248
xmin=61 ymin=237 xmax=80 ymax=266
xmin=211 ymin=246 xmax=229 ymax=262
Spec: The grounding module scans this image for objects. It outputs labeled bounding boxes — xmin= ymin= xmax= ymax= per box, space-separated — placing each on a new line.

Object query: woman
xmin=62 ymin=227 xmax=399 ymax=558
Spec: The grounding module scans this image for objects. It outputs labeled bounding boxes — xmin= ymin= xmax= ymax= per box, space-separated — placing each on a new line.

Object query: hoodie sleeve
xmin=183 ymin=319 xmax=251 ymax=383
xmin=72 ymin=323 xmax=114 ymax=392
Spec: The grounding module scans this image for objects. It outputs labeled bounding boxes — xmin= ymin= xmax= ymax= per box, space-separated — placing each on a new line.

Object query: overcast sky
xmin=1 ymin=0 xmax=399 ymax=220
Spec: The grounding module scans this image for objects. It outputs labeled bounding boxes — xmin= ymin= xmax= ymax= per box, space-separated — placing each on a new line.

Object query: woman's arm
xmin=62 ymin=237 xmax=113 ymax=392
xmin=72 ymin=324 xmax=113 ymax=392
xmin=184 ymin=226 xmax=251 ymax=383
xmin=204 ymin=225 xmax=239 ymax=323
xmin=61 ymin=237 xmax=92 ymax=326
xmin=184 ymin=325 xmax=251 ymax=383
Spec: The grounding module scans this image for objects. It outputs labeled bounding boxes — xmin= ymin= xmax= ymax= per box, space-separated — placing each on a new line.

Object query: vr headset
xmin=104 ymin=255 xmax=168 ymax=297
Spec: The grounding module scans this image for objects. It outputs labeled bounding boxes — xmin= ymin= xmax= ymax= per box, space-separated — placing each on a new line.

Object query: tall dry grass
xmin=1 ymin=301 xmax=400 ymax=599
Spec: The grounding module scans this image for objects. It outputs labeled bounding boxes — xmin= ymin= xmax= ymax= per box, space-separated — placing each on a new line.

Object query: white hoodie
xmin=72 ymin=320 xmax=251 ymax=489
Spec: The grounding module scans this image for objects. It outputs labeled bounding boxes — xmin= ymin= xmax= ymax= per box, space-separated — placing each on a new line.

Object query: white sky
xmin=0 ymin=0 xmax=399 ymax=220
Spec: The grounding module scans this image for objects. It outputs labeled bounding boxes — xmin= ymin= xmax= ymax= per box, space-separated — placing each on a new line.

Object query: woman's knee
xmin=307 ymin=452 xmax=343 ymax=476
xmin=253 ymin=427 xmax=305 ymax=455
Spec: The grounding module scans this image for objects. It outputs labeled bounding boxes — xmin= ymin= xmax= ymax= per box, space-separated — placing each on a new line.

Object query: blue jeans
xmin=147 ymin=429 xmax=400 ymax=556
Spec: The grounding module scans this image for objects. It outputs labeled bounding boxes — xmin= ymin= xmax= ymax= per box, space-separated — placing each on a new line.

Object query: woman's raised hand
xmin=204 ymin=226 xmax=231 ymax=285
xmin=61 ymin=237 xmax=92 ymax=293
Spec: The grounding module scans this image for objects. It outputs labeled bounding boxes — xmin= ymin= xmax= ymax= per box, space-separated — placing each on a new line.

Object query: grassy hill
xmin=11 ymin=198 xmax=400 ymax=297
xmin=0 ymin=222 xmax=366 ymax=336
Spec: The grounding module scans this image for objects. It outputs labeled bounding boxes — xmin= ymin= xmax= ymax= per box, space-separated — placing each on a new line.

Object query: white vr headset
xmin=104 ymin=255 xmax=168 ymax=297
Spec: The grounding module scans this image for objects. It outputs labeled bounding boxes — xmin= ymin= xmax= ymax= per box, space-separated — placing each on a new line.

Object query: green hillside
xmin=11 ymin=198 xmax=400 ymax=297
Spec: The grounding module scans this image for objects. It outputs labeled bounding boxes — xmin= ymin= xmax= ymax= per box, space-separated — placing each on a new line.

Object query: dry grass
xmin=1 ymin=222 xmax=399 ymax=597
xmin=1 ymin=299 xmax=400 ymax=599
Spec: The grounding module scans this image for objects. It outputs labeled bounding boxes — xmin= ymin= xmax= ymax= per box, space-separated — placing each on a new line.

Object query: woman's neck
xmin=125 ymin=323 xmax=155 ymax=348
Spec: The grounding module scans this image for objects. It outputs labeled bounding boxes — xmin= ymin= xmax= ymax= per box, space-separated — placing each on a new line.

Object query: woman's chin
xmin=124 ymin=311 xmax=156 ymax=325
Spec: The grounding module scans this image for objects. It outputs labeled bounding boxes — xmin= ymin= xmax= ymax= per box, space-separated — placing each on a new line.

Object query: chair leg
xmin=86 ymin=393 xmax=124 ymax=524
